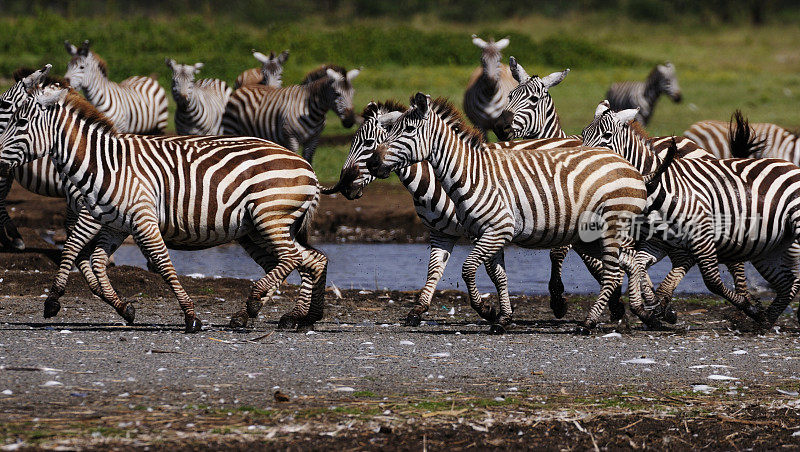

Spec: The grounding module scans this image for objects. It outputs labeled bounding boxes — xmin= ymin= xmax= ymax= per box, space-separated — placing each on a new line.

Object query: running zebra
xmin=324 ymin=100 xmax=586 ymax=325
xmin=166 ymin=59 xmax=232 ymax=135
xmin=463 ymin=35 xmax=516 ymax=138
xmin=606 ymin=62 xmax=682 ymax=126
xmin=0 ymin=85 xmax=327 ymax=333
xmin=496 ymin=57 xmax=571 ymax=140
xmin=366 ymin=94 xmax=662 ymax=332
xmin=222 ymin=67 xmax=359 ymax=163
xmin=583 ymin=102 xmax=800 ymax=327
xmin=64 ymin=40 xmax=168 ymax=134
xmin=234 ymin=50 xmax=289 ymax=89
xmin=684 ymin=114 xmax=800 ymax=163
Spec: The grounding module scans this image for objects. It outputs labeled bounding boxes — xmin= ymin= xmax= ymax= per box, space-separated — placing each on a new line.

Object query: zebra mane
xmin=429 ymin=97 xmax=485 ymax=149
xmin=628 ymin=120 xmax=650 ymax=139
xmin=12 ymin=67 xmax=65 ymax=86
xmin=64 ymin=89 xmax=117 ymax=132
xmin=302 ymin=64 xmax=347 ymax=85
xmin=70 ymin=52 xmax=108 ymax=77
xmin=362 ymin=100 xmax=407 ymax=119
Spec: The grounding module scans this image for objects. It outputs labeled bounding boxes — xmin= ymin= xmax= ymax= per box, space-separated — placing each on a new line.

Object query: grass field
xmin=0 ymin=12 xmax=798 ymax=182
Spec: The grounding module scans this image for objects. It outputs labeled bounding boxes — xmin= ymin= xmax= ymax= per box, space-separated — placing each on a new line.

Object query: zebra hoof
xmin=479 ymin=305 xmax=498 ymax=323
xmin=246 ymin=299 xmax=263 ymax=318
xmin=277 ymin=314 xmax=297 ymax=330
xmin=184 ymin=317 xmax=203 ymax=333
xmin=403 ymin=313 xmax=423 ymax=327
xmin=229 ymin=311 xmax=249 ymax=328
xmin=550 ymin=296 xmax=567 ymax=319
xmin=744 ymin=304 xmax=765 ymax=323
xmin=119 ymin=304 xmax=136 ymax=324
xmin=43 ymin=298 xmax=61 ymax=318
xmin=609 ymin=302 xmax=626 ymax=322
xmin=488 ymin=324 xmax=507 ymax=335
xmin=11 ymin=238 xmax=25 ymax=251
xmin=662 ymin=306 xmax=678 ymax=325
xmin=576 ymin=321 xmax=595 ymax=335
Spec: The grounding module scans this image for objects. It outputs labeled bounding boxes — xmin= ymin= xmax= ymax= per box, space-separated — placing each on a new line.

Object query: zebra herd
xmin=1 ymin=34 xmax=799 ymax=335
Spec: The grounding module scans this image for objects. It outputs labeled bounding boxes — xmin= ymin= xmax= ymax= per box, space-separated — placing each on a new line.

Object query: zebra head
xmin=252 ymin=49 xmax=288 ymax=88
xmin=0 ymin=85 xmax=67 ymax=177
xmin=655 ymin=62 xmax=681 ymax=102
xmin=471 ymin=34 xmax=509 ymax=80
xmin=325 ymin=68 xmax=359 ymax=129
xmin=64 ymin=40 xmax=104 ymax=90
xmin=166 ymin=58 xmax=204 ymax=106
xmin=0 ymin=64 xmax=53 ymax=133
xmin=496 ymin=57 xmax=569 ymax=140
xmin=581 ymin=100 xmax=640 ymax=154
xmin=326 ymin=101 xmax=406 ymax=199
xmin=367 ymin=92 xmax=433 ymax=179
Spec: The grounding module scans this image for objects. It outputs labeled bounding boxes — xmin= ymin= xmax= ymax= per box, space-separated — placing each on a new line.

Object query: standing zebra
xmin=463 ymin=35 xmax=517 ymax=138
xmin=166 ymin=59 xmax=232 ymax=135
xmin=0 ymin=85 xmax=327 ymax=333
xmin=606 ymin=62 xmax=681 ymax=126
xmin=685 ymin=114 xmax=800 ymax=163
xmin=583 ymin=102 xmax=800 ymax=327
xmin=64 ymin=40 xmax=168 ymax=134
xmin=234 ymin=50 xmax=289 ymax=89
xmin=324 ymin=100 xmax=586 ymax=325
xmin=366 ymin=93 xmax=664 ymax=332
xmin=222 ymin=67 xmax=359 ymax=163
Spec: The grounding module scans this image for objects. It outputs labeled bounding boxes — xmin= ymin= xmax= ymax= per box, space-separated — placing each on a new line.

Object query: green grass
xmin=1 ymin=13 xmax=798 ymax=183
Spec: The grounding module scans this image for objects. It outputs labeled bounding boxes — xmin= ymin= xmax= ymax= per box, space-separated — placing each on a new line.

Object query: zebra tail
xmin=644 ymin=138 xmax=678 ymax=194
xmin=295 ymin=186 xmax=321 ymax=248
xmin=729 ymin=109 xmax=766 ymax=158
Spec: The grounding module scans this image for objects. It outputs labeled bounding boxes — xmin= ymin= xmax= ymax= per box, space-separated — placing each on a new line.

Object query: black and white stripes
xmin=463 ymin=35 xmax=517 ymax=137
xmin=166 ymin=59 xmax=232 ymax=135
xmin=606 ymin=62 xmax=681 ymax=126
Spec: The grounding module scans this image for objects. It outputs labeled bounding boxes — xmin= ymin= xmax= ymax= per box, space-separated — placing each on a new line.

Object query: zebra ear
xmin=541 ymin=69 xmax=570 ymax=89
xmin=346 ymin=69 xmax=360 ymax=82
xmin=594 ymin=100 xmax=611 ymax=118
xmin=509 ymin=57 xmax=530 ymax=84
xmin=377 ymin=111 xmax=403 ymax=128
xmin=252 ymin=51 xmax=270 ymax=64
xmin=326 ymin=68 xmax=344 ymax=83
xmin=411 ymin=92 xmax=430 ymax=119
xmin=614 ymin=108 xmax=639 ymax=124
xmin=64 ymin=40 xmax=78 ymax=55
xmin=22 ymin=64 xmax=52 ymax=90
xmin=78 ymin=40 xmax=91 ymax=56
xmin=193 ymin=62 xmax=204 ymax=72
xmin=495 ymin=37 xmax=510 ymax=50
xmin=278 ymin=50 xmax=289 ymax=65
xmin=165 ymin=58 xmax=176 ymax=70
xmin=35 ymin=86 xmax=67 ymax=109
xmin=471 ymin=34 xmax=488 ymax=49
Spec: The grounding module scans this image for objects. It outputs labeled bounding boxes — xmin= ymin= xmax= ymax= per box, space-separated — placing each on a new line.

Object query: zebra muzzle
xmin=365 ymin=152 xmax=391 ymax=179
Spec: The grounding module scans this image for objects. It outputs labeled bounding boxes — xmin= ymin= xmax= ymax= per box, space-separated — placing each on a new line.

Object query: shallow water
xmin=113 ymin=243 xmax=771 ymax=295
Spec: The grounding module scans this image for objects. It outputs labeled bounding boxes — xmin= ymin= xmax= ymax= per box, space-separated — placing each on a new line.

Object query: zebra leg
xmin=301 ymin=136 xmax=320 ymax=164
xmin=575 ymin=248 xmax=625 ymax=322
xmin=484 ymin=248 xmax=512 ymax=333
xmin=548 ymin=245 xmax=570 ymax=319
xmin=234 ymin=234 xmax=280 ymax=327
xmin=578 ymin=225 xmax=628 ymax=333
xmin=130 ymin=217 xmax=202 ymax=333
xmin=618 ymin=247 xmax=659 ymax=328
xmin=462 ymin=235 xmax=510 ymax=326
xmin=289 ymin=245 xmax=328 ymax=332
xmin=86 ymin=229 xmax=136 ymax=323
xmin=405 ymin=231 xmax=458 ymax=326
xmin=752 ymin=255 xmax=795 ymax=327
xmin=0 ymin=176 xmax=24 ymax=251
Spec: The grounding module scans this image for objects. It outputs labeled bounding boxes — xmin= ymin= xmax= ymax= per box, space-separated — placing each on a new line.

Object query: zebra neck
xmin=50 ymin=113 xmax=118 ymax=195
xmin=622 ymin=133 xmax=659 ymax=176
xmin=643 ymin=74 xmax=663 ymax=105
xmin=304 ymin=84 xmax=332 ymax=125
xmin=82 ymin=70 xmax=116 ymax=108
xmin=426 ymin=125 xmax=488 ymax=204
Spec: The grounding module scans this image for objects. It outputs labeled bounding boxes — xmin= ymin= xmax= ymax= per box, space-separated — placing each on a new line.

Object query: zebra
xmin=0 ymin=85 xmax=327 ymax=333
xmin=234 ymin=49 xmax=289 ymax=89
xmin=324 ymin=100 xmax=586 ymax=325
xmin=583 ymin=101 xmax=800 ymax=327
xmin=365 ymin=93 xmax=671 ymax=332
xmin=463 ymin=35 xmax=517 ymax=138
xmin=605 ymin=62 xmax=681 ymax=126
xmin=166 ymin=59 xmax=232 ymax=135
xmin=496 ymin=57 xmax=571 ymax=140
xmin=685 ymin=114 xmax=800 ymax=163
xmin=64 ymin=40 xmax=168 ymax=134
xmin=222 ymin=67 xmax=359 ymax=163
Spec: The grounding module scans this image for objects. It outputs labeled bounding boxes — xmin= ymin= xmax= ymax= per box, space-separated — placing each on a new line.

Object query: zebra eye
xmin=15 ymin=118 xmax=27 ymax=127
xmin=363 ymin=139 xmax=375 ymax=148
xmin=0 ymin=100 xmax=11 ymax=110
xmin=530 ymin=95 xmax=539 ymax=102
xmin=404 ymin=125 xmax=416 ymax=133
xmin=602 ymin=132 xmax=612 ymax=140
xmin=79 ymin=65 xmax=85 ymax=69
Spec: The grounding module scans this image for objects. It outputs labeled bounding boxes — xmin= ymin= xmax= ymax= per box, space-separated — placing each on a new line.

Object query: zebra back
xmin=684 ymin=117 xmax=799 ymax=164
xmin=606 ymin=62 xmax=681 ymax=125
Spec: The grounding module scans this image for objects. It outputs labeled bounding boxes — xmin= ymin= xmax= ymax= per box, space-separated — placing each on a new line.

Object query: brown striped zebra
xmin=0 ymin=85 xmax=327 ymax=333
xmin=64 ymin=40 xmax=168 ymax=134
xmin=234 ymin=50 xmax=289 ymax=89
xmin=222 ymin=67 xmax=359 ymax=163
xmin=685 ymin=113 xmax=800 ymax=163
xmin=463 ymin=35 xmax=516 ymax=138
xmin=366 ymin=94 xmax=671 ymax=333
xmin=584 ymin=102 xmax=800 ymax=327
xmin=606 ymin=62 xmax=681 ymax=126
xmin=166 ymin=59 xmax=232 ymax=135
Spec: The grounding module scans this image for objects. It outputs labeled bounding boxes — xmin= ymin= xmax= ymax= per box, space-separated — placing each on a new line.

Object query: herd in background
xmin=0 ymin=33 xmax=799 ymax=335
